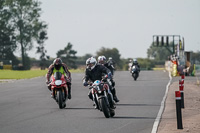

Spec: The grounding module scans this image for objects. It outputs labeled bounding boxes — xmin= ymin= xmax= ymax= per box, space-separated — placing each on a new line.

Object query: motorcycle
xmin=49 ymin=72 xmax=68 ymax=109
xmin=131 ymin=65 xmax=139 ymax=81
xmin=89 ymin=76 xmax=115 ymax=118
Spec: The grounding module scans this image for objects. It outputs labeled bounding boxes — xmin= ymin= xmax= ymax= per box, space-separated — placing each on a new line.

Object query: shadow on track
xmin=112 ymin=116 xmax=155 ymax=119
xmin=116 ymin=103 xmax=160 ymax=107
xmin=64 ymin=107 xmax=94 ymax=110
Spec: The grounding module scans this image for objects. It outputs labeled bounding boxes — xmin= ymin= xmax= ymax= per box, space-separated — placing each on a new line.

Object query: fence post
xmin=175 ymin=91 xmax=183 ymax=129
xmin=179 ymin=80 xmax=184 ymax=108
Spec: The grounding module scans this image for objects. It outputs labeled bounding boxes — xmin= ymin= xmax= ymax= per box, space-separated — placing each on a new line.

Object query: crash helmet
xmin=109 ymin=57 xmax=112 ymax=60
xmin=133 ymin=58 xmax=138 ymax=63
xmin=98 ymin=55 xmax=106 ymax=64
xmin=53 ymin=58 xmax=63 ymax=70
xmin=86 ymin=57 xmax=97 ymax=70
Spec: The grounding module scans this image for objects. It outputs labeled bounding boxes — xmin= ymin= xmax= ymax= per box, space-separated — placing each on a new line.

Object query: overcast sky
xmin=24 ymin=0 xmax=200 ymax=59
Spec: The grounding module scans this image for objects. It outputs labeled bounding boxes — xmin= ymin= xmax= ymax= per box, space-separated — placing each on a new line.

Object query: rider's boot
xmin=88 ymin=90 xmax=93 ymax=101
xmin=67 ymin=83 xmax=71 ymax=99
xmin=112 ymin=88 xmax=119 ymax=103
xmin=63 ymin=103 xmax=66 ymax=108
xmin=48 ymin=85 xmax=53 ymax=98
xmin=50 ymin=92 xmax=53 ymax=98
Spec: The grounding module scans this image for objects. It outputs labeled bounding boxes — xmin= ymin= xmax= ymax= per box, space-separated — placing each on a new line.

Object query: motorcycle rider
xmin=83 ymin=57 xmax=118 ymax=108
xmin=46 ymin=58 xmax=72 ymax=99
xmin=128 ymin=59 xmax=133 ymax=72
xmin=131 ymin=58 xmax=140 ymax=72
xmin=97 ymin=56 xmax=119 ymax=102
xmin=98 ymin=56 xmax=115 ymax=75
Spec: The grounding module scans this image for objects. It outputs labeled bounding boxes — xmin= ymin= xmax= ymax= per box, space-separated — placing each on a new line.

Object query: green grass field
xmin=0 ymin=70 xmax=48 ymax=79
xmin=0 ymin=69 xmax=84 ymax=79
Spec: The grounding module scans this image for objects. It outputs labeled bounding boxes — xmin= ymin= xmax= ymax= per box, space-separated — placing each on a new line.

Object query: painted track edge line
xmin=151 ymin=71 xmax=172 ymax=133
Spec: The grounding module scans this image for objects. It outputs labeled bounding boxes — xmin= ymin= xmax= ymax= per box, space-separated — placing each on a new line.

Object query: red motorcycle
xmin=50 ymin=72 xmax=68 ymax=109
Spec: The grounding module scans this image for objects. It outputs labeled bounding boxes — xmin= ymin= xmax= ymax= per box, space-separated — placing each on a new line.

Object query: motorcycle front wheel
xmin=133 ymin=73 xmax=137 ymax=81
xmin=100 ymin=97 xmax=110 ymax=118
xmin=57 ymin=90 xmax=64 ymax=109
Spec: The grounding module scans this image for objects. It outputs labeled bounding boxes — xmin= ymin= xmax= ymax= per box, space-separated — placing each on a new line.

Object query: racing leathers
xmin=83 ymin=64 xmax=119 ymax=102
xmin=131 ymin=62 xmax=140 ymax=72
xmin=46 ymin=63 xmax=72 ymax=99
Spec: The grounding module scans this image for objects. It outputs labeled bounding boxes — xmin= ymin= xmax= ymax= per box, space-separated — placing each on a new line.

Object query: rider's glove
xmin=83 ymin=81 xmax=88 ymax=87
xmin=67 ymin=77 xmax=71 ymax=82
xmin=46 ymin=80 xmax=50 ymax=85
xmin=108 ymin=72 xmax=112 ymax=79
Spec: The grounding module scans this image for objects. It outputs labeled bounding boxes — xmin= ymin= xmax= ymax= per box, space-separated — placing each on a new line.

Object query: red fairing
xmin=103 ymin=83 xmax=109 ymax=90
xmin=50 ymin=74 xmax=68 ymax=96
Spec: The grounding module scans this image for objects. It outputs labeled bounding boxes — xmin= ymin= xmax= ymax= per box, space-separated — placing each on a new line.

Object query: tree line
xmin=2 ymin=0 xmax=198 ymax=70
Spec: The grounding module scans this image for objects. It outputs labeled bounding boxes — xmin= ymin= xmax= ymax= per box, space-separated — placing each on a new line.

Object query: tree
xmin=75 ymin=53 xmax=93 ymax=66
xmin=96 ymin=47 xmax=122 ymax=69
xmin=192 ymin=51 xmax=200 ymax=63
xmin=82 ymin=53 xmax=93 ymax=61
xmin=147 ymin=43 xmax=171 ymax=64
xmin=4 ymin=0 xmax=48 ymax=69
xmin=0 ymin=1 xmax=18 ymax=64
xmin=36 ymin=30 xmax=49 ymax=69
xmin=137 ymin=58 xmax=155 ymax=70
xmin=56 ymin=43 xmax=77 ymax=69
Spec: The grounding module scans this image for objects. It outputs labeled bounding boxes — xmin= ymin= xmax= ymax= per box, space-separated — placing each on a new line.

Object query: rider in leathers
xmin=83 ymin=57 xmax=119 ymax=103
xmin=97 ymin=56 xmax=119 ymax=102
xmin=131 ymin=58 xmax=140 ymax=72
xmin=98 ymin=56 xmax=115 ymax=75
xmin=106 ymin=57 xmax=115 ymax=75
xmin=46 ymin=58 xmax=72 ymax=99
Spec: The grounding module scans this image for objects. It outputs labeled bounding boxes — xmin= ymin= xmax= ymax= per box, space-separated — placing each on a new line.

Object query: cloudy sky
xmin=25 ymin=0 xmax=200 ymax=59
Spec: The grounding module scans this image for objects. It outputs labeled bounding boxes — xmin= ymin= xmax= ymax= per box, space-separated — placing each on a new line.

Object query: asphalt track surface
xmin=0 ymin=71 xmax=170 ymax=133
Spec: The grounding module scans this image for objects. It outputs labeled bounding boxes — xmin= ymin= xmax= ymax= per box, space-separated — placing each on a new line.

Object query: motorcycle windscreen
xmin=54 ymin=72 xmax=62 ymax=80
xmin=99 ymin=83 xmax=104 ymax=91
xmin=132 ymin=65 xmax=138 ymax=71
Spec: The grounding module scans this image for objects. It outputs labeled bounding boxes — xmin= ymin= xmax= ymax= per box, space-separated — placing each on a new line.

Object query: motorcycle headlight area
xmin=55 ymin=80 xmax=62 ymax=86
xmin=93 ymin=86 xmax=101 ymax=93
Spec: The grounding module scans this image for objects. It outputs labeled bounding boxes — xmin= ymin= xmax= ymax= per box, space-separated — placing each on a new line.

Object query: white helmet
xmin=98 ymin=55 xmax=106 ymax=64
xmin=86 ymin=57 xmax=97 ymax=70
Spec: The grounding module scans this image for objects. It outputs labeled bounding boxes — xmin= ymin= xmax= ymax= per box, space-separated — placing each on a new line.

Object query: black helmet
xmin=53 ymin=58 xmax=63 ymax=70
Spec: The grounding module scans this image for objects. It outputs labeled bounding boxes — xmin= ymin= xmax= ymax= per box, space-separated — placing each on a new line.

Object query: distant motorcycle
xmin=49 ymin=72 xmax=68 ymax=109
xmin=89 ymin=76 xmax=115 ymax=118
xmin=131 ymin=65 xmax=139 ymax=81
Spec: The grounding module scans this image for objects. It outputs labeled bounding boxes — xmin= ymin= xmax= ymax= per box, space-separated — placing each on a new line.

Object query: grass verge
xmin=0 ymin=70 xmax=47 ymax=79
xmin=0 ymin=69 xmax=84 ymax=79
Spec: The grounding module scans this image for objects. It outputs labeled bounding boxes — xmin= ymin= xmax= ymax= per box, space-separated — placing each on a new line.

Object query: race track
xmin=0 ymin=71 xmax=170 ymax=133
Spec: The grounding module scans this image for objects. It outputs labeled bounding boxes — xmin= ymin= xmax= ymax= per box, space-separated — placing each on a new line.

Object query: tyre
xmin=94 ymin=95 xmax=100 ymax=110
xmin=100 ymin=98 xmax=110 ymax=118
xmin=133 ymin=73 xmax=137 ymax=81
xmin=57 ymin=90 xmax=63 ymax=109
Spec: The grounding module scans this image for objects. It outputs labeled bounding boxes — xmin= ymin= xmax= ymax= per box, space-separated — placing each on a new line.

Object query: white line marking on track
xmin=151 ymin=71 xmax=172 ymax=133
